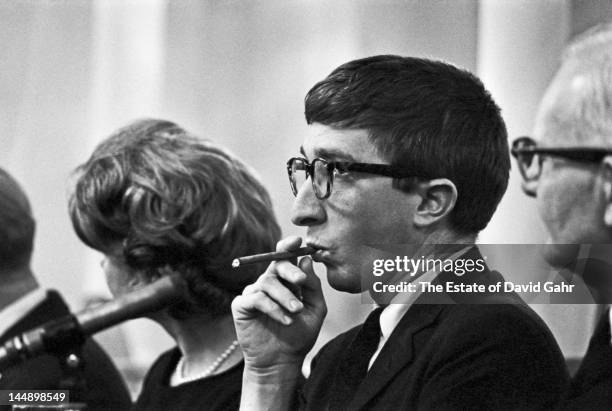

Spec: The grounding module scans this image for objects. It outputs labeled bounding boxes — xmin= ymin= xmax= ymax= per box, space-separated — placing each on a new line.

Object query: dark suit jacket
xmin=300 ymin=249 xmax=569 ymax=410
xmin=560 ymin=310 xmax=612 ymax=410
xmin=0 ymin=290 xmax=131 ymax=410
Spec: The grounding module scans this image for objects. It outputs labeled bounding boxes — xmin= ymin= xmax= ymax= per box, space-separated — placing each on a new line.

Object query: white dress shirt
xmin=368 ymin=246 xmax=471 ymax=369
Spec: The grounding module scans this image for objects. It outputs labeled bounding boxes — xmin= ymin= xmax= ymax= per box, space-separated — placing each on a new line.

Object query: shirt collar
xmin=379 ymin=246 xmax=472 ymax=341
xmin=0 ymin=288 xmax=47 ymax=338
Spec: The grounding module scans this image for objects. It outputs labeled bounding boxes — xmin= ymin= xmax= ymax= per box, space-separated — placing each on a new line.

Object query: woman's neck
xmin=160 ymin=313 xmax=242 ymax=381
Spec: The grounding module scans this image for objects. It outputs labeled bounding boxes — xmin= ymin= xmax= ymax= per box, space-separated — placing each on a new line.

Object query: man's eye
xmin=334 ymin=167 xmax=350 ymax=177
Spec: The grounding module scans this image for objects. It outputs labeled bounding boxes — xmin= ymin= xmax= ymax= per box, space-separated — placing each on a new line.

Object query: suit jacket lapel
xmin=348 ymin=246 xmax=503 ymax=410
xmin=571 ymin=310 xmax=612 ymax=394
xmin=348 ymin=303 xmax=444 ymax=410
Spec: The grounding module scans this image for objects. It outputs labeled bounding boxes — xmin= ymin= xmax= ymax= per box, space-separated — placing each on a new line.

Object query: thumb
xmin=298 ymin=256 xmax=322 ymax=297
xmin=299 ymin=256 xmax=315 ymax=277
xmin=298 ymin=256 xmax=326 ymax=316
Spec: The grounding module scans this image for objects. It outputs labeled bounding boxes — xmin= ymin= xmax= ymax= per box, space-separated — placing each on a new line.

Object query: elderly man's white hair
xmin=535 ymin=23 xmax=612 ymax=147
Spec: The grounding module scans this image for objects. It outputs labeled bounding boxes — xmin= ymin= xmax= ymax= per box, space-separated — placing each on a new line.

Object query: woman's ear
xmin=129 ymin=266 xmax=164 ymax=288
xmin=412 ymin=178 xmax=458 ymax=228
xmin=128 ymin=270 xmax=150 ymax=288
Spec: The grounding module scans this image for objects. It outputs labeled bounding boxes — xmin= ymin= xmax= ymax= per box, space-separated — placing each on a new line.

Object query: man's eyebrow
xmin=314 ymin=148 xmax=357 ymax=162
xmin=299 ymin=146 xmax=357 ymax=161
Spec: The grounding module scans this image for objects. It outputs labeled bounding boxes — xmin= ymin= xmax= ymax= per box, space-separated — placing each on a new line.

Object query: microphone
xmin=0 ymin=274 xmax=184 ymax=371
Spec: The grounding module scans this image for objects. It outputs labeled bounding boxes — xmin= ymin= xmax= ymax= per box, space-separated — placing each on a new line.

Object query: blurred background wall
xmin=1 ymin=0 xmax=611 ymax=396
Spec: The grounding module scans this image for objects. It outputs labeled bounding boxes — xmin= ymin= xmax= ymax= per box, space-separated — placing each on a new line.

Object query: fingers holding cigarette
xmin=234 ymin=267 xmax=303 ymax=326
xmin=237 ymin=289 xmax=295 ymax=325
xmin=231 ymin=237 xmax=327 ymax=377
xmin=234 ymin=236 xmax=324 ymax=325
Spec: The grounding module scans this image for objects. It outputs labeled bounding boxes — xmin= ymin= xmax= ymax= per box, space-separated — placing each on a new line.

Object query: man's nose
xmin=290 ymin=180 xmax=326 ymax=226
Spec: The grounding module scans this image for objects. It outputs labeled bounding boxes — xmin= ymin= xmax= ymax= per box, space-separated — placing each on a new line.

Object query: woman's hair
xmin=69 ymin=119 xmax=281 ymax=318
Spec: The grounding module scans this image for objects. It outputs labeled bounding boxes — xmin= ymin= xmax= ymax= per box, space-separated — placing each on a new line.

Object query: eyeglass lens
xmin=289 ymin=159 xmax=308 ymax=195
xmin=289 ymin=158 xmax=332 ymax=199
xmin=515 ymin=140 xmax=541 ymax=181
xmin=521 ymin=152 xmax=541 ymax=180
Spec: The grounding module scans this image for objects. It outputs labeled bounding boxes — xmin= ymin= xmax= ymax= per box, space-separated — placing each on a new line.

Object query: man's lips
xmin=305 ymin=242 xmax=332 ymax=263
xmin=310 ymin=251 xmax=328 ymax=263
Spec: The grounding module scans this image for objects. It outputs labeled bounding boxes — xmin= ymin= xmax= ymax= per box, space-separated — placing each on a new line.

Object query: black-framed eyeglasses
xmin=286 ymin=157 xmax=422 ymax=199
xmin=511 ymin=136 xmax=612 ymax=182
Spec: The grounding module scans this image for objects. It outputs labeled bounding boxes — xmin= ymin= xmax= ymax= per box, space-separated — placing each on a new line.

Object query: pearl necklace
xmin=174 ymin=340 xmax=239 ymax=384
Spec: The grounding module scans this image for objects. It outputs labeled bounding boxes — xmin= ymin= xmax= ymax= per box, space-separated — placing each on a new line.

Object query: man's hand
xmin=232 ymin=236 xmax=327 ymax=372
xmin=232 ymin=237 xmax=327 ymax=410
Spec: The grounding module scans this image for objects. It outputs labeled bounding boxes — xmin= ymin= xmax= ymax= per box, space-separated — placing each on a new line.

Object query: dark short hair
xmin=305 ymin=55 xmax=510 ymax=234
xmin=0 ymin=169 xmax=35 ymax=270
xmin=69 ymin=119 xmax=281 ymax=318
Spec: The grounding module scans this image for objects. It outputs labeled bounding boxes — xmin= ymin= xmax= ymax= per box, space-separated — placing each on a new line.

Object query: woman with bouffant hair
xmin=68 ymin=119 xmax=280 ymax=410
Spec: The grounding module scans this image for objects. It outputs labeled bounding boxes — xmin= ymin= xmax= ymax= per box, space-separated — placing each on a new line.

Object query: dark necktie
xmin=329 ymin=306 xmax=384 ymax=410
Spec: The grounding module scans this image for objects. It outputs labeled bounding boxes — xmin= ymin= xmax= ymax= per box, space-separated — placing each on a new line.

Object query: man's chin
xmin=325 ymin=268 xmax=363 ymax=294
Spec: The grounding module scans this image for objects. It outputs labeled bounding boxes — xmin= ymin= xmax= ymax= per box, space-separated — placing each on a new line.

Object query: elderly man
xmin=0 ymin=168 xmax=131 ymax=410
xmin=233 ymin=55 xmax=569 ymax=410
xmin=513 ymin=24 xmax=612 ymax=410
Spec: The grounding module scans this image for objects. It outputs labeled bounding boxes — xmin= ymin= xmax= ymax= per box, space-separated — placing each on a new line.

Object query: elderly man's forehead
xmin=535 ymin=67 xmax=612 ymax=148
xmin=536 ymin=116 xmax=611 ymax=148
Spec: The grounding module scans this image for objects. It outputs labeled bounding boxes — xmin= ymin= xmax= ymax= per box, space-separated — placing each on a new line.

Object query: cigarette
xmin=232 ymin=246 xmax=316 ymax=268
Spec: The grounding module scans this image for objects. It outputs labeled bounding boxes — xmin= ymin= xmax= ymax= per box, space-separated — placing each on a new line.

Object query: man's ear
xmin=602 ymin=156 xmax=612 ymax=227
xmin=412 ymin=178 xmax=458 ymax=228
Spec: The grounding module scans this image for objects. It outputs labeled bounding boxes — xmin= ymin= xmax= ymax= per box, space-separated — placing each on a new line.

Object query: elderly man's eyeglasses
xmin=511 ymin=136 xmax=612 ymax=182
xmin=286 ymin=157 xmax=421 ymax=199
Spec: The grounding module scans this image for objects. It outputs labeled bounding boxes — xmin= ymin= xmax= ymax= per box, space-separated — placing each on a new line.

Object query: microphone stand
xmin=0 ymin=274 xmax=183 ymax=372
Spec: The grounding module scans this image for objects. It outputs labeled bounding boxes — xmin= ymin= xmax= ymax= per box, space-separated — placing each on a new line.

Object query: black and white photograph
xmin=1 ymin=0 xmax=612 ymax=409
